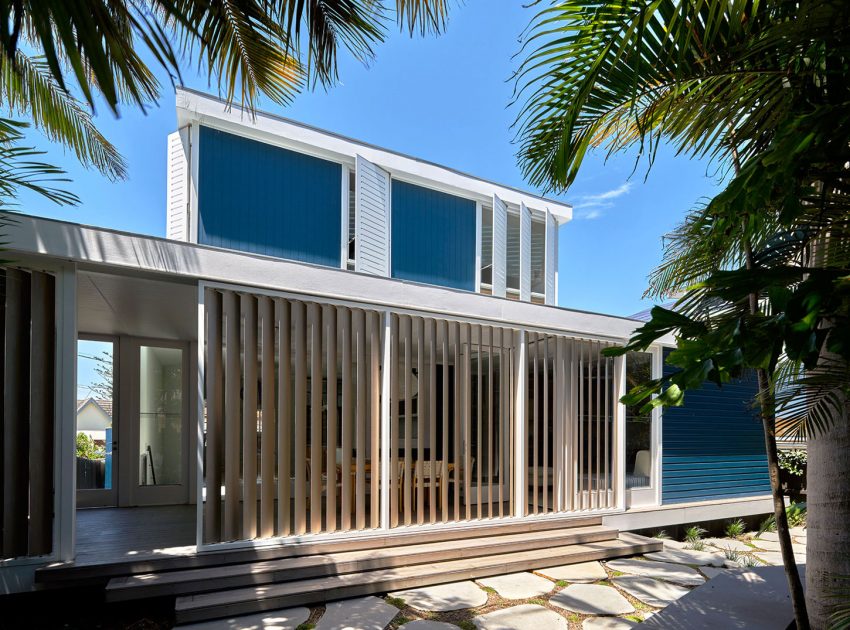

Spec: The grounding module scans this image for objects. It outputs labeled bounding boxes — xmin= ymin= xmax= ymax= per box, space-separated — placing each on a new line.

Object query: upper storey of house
xmin=167 ymin=88 xmax=572 ymax=305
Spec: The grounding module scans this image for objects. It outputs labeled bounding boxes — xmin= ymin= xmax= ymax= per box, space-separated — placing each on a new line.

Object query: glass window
xmin=506 ymin=212 xmax=520 ymax=292
xmin=625 ymin=351 xmax=653 ymax=489
xmin=531 ymin=218 xmax=545 ymax=296
xmin=347 ymin=170 xmax=356 ymax=269
xmin=480 ymin=205 xmax=493 ymax=287
xmin=139 ymin=346 xmax=183 ymax=486
xmin=76 ymin=340 xmax=115 ymax=491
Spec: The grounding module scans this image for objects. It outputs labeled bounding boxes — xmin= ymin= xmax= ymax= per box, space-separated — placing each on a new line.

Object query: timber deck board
xmin=174 ymin=533 xmax=662 ymax=623
xmin=107 ymin=524 xmax=618 ymax=600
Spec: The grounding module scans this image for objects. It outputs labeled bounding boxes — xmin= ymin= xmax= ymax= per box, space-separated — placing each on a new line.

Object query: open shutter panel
xmin=166 ymin=129 xmax=189 ymax=241
xmin=355 ymin=154 xmax=391 ymax=276
xmin=520 ymin=202 xmax=532 ymax=301
xmin=492 ymin=194 xmax=507 ymax=297
xmin=545 ymin=210 xmax=557 ymax=305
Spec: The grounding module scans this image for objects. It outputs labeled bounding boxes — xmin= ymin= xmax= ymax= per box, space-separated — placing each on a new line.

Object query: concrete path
xmin=473 ymin=604 xmax=569 ymax=630
xmin=641 ymin=565 xmax=806 ymax=629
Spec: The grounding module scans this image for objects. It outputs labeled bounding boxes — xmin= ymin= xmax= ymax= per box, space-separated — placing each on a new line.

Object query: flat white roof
xmin=176 ymin=87 xmax=573 ymax=223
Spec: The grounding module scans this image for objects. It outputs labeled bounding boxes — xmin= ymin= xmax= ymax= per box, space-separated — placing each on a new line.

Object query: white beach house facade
xmin=0 ymin=89 xmax=773 ymax=617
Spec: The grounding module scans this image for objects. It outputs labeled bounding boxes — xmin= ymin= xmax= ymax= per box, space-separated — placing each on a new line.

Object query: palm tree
xmin=0 ymin=0 xmax=451 ymax=200
xmin=514 ymin=2 xmax=850 ymax=628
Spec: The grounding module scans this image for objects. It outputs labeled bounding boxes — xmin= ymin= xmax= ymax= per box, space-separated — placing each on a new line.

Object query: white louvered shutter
xmin=166 ymin=129 xmax=189 ymax=241
xmin=520 ymin=202 xmax=532 ymax=302
xmin=492 ymin=194 xmax=507 ymax=297
xmin=545 ymin=210 xmax=558 ymax=305
xmin=355 ymin=154 xmax=391 ymax=276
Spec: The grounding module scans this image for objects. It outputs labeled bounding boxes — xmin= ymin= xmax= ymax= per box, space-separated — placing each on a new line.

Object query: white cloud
xmin=572 ymin=182 xmax=632 ymax=219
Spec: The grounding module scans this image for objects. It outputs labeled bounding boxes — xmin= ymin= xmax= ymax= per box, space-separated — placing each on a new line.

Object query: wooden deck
xmin=74 ymin=505 xmax=197 ymax=567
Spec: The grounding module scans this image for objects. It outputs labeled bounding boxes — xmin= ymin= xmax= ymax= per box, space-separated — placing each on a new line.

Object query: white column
xmin=54 ymin=264 xmax=77 ymax=562
xmin=513 ymin=330 xmax=527 ymax=517
xmin=195 ymin=284 xmax=206 ymax=549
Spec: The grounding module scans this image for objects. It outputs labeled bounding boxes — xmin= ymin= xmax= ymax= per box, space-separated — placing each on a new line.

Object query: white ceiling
xmin=78 ymin=271 xmax=197 ymax=340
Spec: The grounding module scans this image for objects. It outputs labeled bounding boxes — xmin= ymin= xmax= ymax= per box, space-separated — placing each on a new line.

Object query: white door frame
xmin=118 ymin=336 xmax=192 ymax=506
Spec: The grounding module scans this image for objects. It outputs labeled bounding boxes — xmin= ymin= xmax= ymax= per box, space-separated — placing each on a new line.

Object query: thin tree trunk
xmin=806 ymin=372 xmax=850 ymax=628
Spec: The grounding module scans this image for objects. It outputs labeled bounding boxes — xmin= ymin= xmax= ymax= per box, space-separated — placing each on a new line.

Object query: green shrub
xmin=786 ymin=502 xmax=807 ymax=528
xmin=76 ymin=432 xmax=105 ymax=460
xmin=725 ymin=518 xmax=746 ymax=539
xmin=685 ymin=524 xmax=707 ymax=543
xmin=758 ymin=515 xmax=777 ymax=536
xmin=778 ymin=450 xmax=807 ymax=477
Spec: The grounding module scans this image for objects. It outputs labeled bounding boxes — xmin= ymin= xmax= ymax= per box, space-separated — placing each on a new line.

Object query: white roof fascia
xmin=175 ymin=88 xmax=573 ymax=225
xmin=5 ymin=215 xmax=676 ymax=345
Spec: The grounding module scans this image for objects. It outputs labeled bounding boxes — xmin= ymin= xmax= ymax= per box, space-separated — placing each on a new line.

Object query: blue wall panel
xmin=198 ymin=126 xmax=342 ymax=267
xmin=391 ymin=180 xmax=476 ymax=291
xmin=662 ymin=351 xmax=771 ymax=503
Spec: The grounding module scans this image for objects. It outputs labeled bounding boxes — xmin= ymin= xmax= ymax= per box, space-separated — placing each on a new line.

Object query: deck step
xmin=37 ymin=514 xmax=603 ymax=585
xmin=107 ymin=524 xmax=617 ymax=601
xmin=174 ymin=532 xmax=662 ymax=624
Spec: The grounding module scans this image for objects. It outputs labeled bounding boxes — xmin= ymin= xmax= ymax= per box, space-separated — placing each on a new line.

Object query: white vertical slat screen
xmin=492 ymin=194 xmax=507 ymax=298
xmin=203 ymin=289 xmax=383 ymax=543
xmin=519 ymin=202 xmax=532 ymax=302
xmin=166 ymin=129 xmax=189 ymax=241
xmin=545 ymin=210 xmax=558 ymax=305
xmin=355 ymin=154 xmax=391 ymax=277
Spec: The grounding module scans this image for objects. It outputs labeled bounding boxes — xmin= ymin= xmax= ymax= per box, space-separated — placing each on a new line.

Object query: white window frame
xmin=341 ymin=166 xmax=356 ymax=271
xmin=625 ymin=345 xmax=663 ymax=508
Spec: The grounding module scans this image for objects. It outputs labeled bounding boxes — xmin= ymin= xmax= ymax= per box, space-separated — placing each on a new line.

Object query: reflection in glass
xmin=626 ymin=351 xmax=652 ymax=489
xmin=139 ymin=346 xmax=183 ymax=486
xmin=76 ymin=340 xmax=114 ymax=490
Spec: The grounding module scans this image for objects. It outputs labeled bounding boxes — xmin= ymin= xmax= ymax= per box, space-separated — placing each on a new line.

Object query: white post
xmin=54 ymin=264 xmax=77 ymax=562
xmin=614 ymin=354 xmax=627 ymax=510
xmin=379 ymin=311 xmax=392 ymax=529
xmin=513 ymin=329 xmax=527 ymax=517
xmin=196 ymin=283 xmax=206 ymax=549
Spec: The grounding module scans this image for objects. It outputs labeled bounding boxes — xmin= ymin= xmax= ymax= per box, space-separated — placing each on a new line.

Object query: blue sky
xmin=20 ymin=0 xmax=724 ymax=318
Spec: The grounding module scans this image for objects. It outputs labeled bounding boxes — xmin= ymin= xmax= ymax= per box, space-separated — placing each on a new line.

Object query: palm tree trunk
xmin=805 ymin=383 xmax=850 ymax=628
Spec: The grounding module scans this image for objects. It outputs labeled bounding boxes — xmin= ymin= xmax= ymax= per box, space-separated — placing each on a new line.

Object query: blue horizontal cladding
xmin=662 ymin=350 xmax=771 ymax=504
xmin=390 ymin=180 xmax=476 ymax=291
xmin=197 ymin=126 xmax=342 ymax=267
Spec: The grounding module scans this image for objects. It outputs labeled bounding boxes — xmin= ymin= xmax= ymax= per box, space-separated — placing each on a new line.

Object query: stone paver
xmin=758 ymin=531 xmax=780 ymax=542
xmin=753 ymin=551 xmax=807 ymax=566
xmin=180 ymin=607 xmax=310 ymax=630
xmin=581 ymin=618 xmax=639 ymax=630
xmin=473 ymin=604 xmax=568 ymax=630
xmin=606 ymin=558 xmax=704 ymax=586
xmin=549 ymin=584 xmax=634 ymax=616
xmin=700 ymin=566 xmax=728 ymax=579
xmin=389 ymin=580 xmax=488 ymax=612
xmin=404 ymin=622 xmax=460 ymax=630
xmin=612 ymin=575 xmax=691 ymax=608
xmin=790 ymin=527 xmax=806 ymax=537
xmin=535 ymin=561 xmax=607 ymax=583
xmin=661 ymin=538 xmax=691 ymax=550
xmin=704 ymin=538 xmax=751 ymax=552
xmin=477 ymin=572 xmax=554 ymax=599
xmin=752 ymin=539 xmax=781 ymax=551
xmin=315 ymin=597 xmax=397 ymax=630
xmin=644 ymin=548 xmax=725 ymax=567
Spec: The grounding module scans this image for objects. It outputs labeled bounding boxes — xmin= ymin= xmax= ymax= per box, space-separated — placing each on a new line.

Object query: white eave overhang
xmin=4 ymin=214 xmax=673 ymax=343
xmin=175 ymin=87 xmax=573 ymax=224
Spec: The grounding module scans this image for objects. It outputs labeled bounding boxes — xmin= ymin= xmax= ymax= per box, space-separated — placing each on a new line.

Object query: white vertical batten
xmin=380 ymin=311 xmax=392 ymax=529
xmin=614 ymin=354 xmax=627 ymax=510
xmin=520 ymin=202 xmax=532 ymax=302
xmin=492 ymin=194 xmax=507 ymax=298
xmin=545 ymin=210 xmax=557 ymax=305
xmin=55 ymin=264 xmax=77 ymax=562
xmin=195 ymin=283 xmax=206 ymax=550
xmin=355 ymin=154 xmax=391 ymax=277
xmin=513 ymin=329 xmax=527 ymax=517
xmin=166 ymin=128 xmax=190 ymax=241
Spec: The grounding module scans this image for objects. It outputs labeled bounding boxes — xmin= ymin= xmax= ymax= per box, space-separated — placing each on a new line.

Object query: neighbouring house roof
xmin=77 ymin=397 xmax=113 ymax=419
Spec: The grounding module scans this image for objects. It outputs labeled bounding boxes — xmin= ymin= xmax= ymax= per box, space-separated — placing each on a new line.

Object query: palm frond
xmin=0 ymin=52 xmax=126 ymax=180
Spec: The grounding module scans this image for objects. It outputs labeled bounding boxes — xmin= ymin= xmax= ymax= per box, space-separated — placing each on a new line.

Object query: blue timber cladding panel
xmin=197 ymin=126 xmax=342 ymax=267
xmin=391 ymin=180 xmax=476 ymax=291
xmin=662 ymin=349 xmax=771 ymax=504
